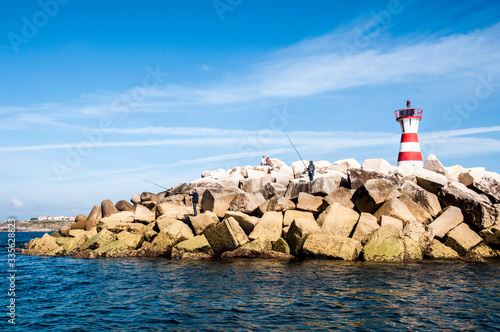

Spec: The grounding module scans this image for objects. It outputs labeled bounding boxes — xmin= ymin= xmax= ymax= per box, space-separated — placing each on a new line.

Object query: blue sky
xmin=1 ymin=0 xmax=500 ymax=221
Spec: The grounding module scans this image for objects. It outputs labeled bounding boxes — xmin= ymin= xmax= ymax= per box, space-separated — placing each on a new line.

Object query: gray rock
xmin=373 ymin=198 xmax=417 ymax=223
xmin=189 ymin=212 xmax=219 ymax=235
xmin=428 ymin=206 xmax=463 ymax=239
xmin=224 ymin=211 xmax=259 ymax=235
xmin=324 ymin=187 xmax=355 ymax=209
xmin=444 ymin=223 xmax=483 ymax=256
xmin=352 ymin=179 xmax=401 ymax=213
xmin=351 ymin=212 xmax=380 ymax=241
xmin=204 ymin=217 xmax=248 ymax=255
xmin=402 ymin=181 xmax=442 ymax=217
xmin=248 ymin=211 xmax=283 ymax=242
xmin=285 ymin=218 xmax=322 ymax=255
xmin=302 ymin=234 xmax=362 ymax=260
xmin=322 ymin=203 xmax=359 ymax=237
xmin=101 ymin=199 xmax=119 ymax=218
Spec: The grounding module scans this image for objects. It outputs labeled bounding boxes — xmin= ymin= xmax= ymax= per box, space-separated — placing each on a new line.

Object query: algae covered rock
xmin=171 ymin=235 xmax=214 ymax=259
xmin=302 ymin=234 xmax=362 ymax=260
xmin=361 ymin=225 xmax=404 ymax=262
xmin=22 ymin=233 xmax=63 ymax=256
xmin=425 ymin=239 xmax=460 ymax=259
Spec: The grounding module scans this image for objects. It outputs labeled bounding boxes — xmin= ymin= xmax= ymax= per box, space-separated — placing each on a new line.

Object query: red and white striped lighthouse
xmin=395 ymin=100 xmax=423 ymax=167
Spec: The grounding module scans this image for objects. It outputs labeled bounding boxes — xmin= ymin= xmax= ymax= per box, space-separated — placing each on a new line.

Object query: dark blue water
xmin=2 ymin=232 xmax=500 ymax=331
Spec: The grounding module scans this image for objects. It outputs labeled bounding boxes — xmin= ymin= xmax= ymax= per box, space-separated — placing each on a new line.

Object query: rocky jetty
xmin=22 ymin=155 xmax=500 ymax=262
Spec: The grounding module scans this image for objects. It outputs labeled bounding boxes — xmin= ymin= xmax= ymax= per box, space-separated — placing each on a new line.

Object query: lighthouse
xmin=395 ymin=100 xmax=423 ymax=167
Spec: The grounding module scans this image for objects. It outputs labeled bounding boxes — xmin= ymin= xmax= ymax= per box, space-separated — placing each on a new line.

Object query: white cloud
xmin=9 ymin=198 xmax=24 ymax=208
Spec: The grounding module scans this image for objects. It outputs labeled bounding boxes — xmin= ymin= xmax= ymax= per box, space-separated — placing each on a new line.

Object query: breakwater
xmin=22 ymin=155 xmax=500 ymax=262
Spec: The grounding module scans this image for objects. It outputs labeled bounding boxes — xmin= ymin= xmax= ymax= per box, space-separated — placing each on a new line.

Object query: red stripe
xmin=398 ymin=151 xmax=423 ymax=161
xmin=400 ymin=133 xmax=420 ymax=143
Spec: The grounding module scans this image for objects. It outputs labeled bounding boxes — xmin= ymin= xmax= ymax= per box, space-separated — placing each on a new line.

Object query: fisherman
xmin=192 ymin=189 xmax=199 ymax=216
xmin=307 ymin=160 xmax=315 ymax=181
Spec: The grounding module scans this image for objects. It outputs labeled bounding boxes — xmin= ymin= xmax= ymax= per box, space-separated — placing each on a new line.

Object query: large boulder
xmin=147 ymin=220 xmax=195 ymax=256
xmin=271 ymin=171 xmax=293 ymax=187
xmin=201 ymin=188 xmax=241 ymax=218
xmin=361 ymin=225 xmax=405 ymax=262
xmin=100 ymin=211 xmax=135 ymax=224
xmin=438 ymin=185 xmax=499 ymax=229
xmin=101 ymin=199 xmax=119 ymax=218
xmin=302 ymin=234 xmax=362 ymax=260
xmin=261 ymin=182 xmax=287 ymax=200
xmin=156 ymin=202 xmax=194 ymax=221
xmin=204 ymin=217 xmax=248 ymax=255
xmin=309 ymin=175 xmax=340 ymax=196
xmin=171 ymin=235 xmax=214 ymax=259
xmin=131 ymin=193 xmax=141 ymax=204
xmin=444 ymin=223 xmax=483 ymax=256
xmin=351 ymin=213 xmax=380 ymax=241
xmin=116 ymin=231 xmax=144 ymax=249
xmin=116 ymin=200 xmax=135 ymax=212
xmin=331 ymin=158 xmax=361 ymax=174
xmin=397 ymin=164 xmax=447 ymax=194
xmin=229 ymin=192 xmax=266 ymax=215
xmin=22 ymin=233 xmax=63 ymax=256
xmin=424 ymin=154 xmax=451 ymax=178
xmin=425 ymin=239 xmax=460 ymax=259
xmin=363 ymin=158 xmax=396 ymax=174
xmin=81 ymin=229 xmax=117 ymax=251
xmin=85 ymin=204 xmax=102 ymax=231
xmin=71 ymin=214 xmax=87 ymax=230
xmin=134 ymin=204 xmax=156 ymax=224
xmin=224 ymin=211 xmax=259 ymax=235
xmin=56 ymin=232 xmax=89 ymax=254
xmin=403 ymin=237 xmax=424 ymax=261
xmin=248 ymin=211 xmax=283 ymax=242
xmin=285 ymin=218 xmax=322 ymax=255
xmin=428 ymin=206 xmax=463 ymax=239
xmin=283 ymin=210 xmax=314 ymax=227
xmin=266 ymin=196 xmax=295 ymax=212
xmin=324 ymin=187 xmax=355 ymax=209
xmin=322 ymin=203 xmax=359 ymax=237
xmin=140 ymin=192 xmax=159 ymax=202
xmin=467 ymin=170 xmax=500 ymax=203
xmin=352 ymin=179 xmax=400 ymax=213
xmin=398 ymin=194 xmax=433 ymax=224
xmin=403 ymin=220 xmax=434 ymax=249
xmin=189 ymin=211 xmax=219 ymax=235
xmin=479 ymin=225 xmax=500 ymax=248
xmin=380 ymin=216 xmax=403 ymax=235
xmin=296 ymin=193 xmax=326 ymax=213
xmin=284 ymin=180 xmax=311 ymax=200
xmin=402 ymin=181 xmax=442 ymax=217
xmin=59 ymin=226 xmax=71 ymax=237
xmin=348 ymin=168 xmax=399 ymax=191
xmin=373 ymin=198 xmax=417 ymax=223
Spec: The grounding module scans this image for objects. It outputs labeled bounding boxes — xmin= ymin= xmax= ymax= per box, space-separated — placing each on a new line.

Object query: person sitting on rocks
xmin=265 ymin=156 xmax=270 ymax=166
xmin=261 ymin=155 xmax=267 ymax=166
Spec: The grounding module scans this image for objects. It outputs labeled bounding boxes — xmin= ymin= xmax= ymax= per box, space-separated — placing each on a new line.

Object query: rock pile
xmin=23 ymin=155 xmax=500 ymax=262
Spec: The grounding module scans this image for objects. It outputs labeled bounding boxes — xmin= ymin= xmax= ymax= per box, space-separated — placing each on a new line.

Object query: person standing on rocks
xmin=192 ymin=189 xmax=199 ymax=216
xmin=307 ymin=160 xmax=315 ymax=181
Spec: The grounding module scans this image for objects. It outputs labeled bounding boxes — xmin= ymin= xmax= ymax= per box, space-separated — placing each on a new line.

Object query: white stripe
xmin=398 ymin=160 xmax=424 ymax=167
xmin=399 ymin=142 xmax=421 ymax=152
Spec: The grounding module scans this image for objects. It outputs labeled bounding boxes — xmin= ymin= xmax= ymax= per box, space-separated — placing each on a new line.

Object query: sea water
xmin=2 ymin=232 xmax=499 ymax=331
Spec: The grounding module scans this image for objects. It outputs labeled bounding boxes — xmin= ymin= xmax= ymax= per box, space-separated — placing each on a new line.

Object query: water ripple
xmin=2 ymin=232 xmax=500 ymax=331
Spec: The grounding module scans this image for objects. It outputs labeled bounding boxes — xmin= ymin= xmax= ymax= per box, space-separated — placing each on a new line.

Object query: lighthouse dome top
xmin=394 ymin=107 xmax=423 ymax=121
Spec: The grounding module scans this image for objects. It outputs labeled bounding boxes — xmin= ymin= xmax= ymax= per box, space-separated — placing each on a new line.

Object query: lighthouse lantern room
xmin=395 ymin=100 xmax=423 ymax=167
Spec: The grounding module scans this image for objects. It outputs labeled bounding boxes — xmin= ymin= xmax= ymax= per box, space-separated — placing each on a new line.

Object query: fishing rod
xmin=281 ymin=126 xmax=307 ymax=169
xmin=134 ymin=176 xmax=169 ymax=191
